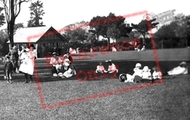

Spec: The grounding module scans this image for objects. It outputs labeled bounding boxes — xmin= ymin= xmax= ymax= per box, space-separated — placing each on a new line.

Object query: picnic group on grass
xmin=1 ymin=44 xmax=189 ymax=84
xmin=119 ymin=61 xmax=188 ymax=83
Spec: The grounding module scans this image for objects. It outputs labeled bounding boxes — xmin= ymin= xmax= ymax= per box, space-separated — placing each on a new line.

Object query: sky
xmin=1 ymin=0 xmax=190 ymax=32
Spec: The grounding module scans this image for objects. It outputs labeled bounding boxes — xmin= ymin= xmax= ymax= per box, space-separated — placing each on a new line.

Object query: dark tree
xmin=154 ymin=14 xmax=190 ymax=48
xmin=1 ymin=0 xmax=30 ymax=47
xmin=0 ymin=7 xmax=5 ymax=27
xmin=131 ymin=18 xmax=159 ymax=47
xmin=63 ymin=21 xmax=88 ymax=46
xmin=27 ymin=0 xmax=45 ymax=27
xmin=89 ymin=12 xmax=132 ymax=49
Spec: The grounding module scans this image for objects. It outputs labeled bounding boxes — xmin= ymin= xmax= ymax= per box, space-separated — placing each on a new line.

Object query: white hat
xmin=135 ymin=63 xmax=142 ymax=68
xmin=52 ymin=52 xmax=57 ymax=55
xmin=143 ymin=66 xmax=150 ymax=72
xmin=105 ymin=59 xmax=112 ymax=63
xmin=25 ymin=48 xmax=29 ymax=52
xmin=180 ymin=61 xmax=186 ymax=65
xmin=13 ymin=46 xmax=17 ymax=49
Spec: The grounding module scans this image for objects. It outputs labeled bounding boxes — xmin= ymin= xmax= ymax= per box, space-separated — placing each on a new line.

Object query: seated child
xmin=63 ymin=53 xmax=73 ymax=63
xmin=60 ymin=59 xmax=76 ymax=78
xmin=142 ymin=66 xmax=152 ymax=81
xmin=105 ymin=60 xmax=118 ymax=78
xmin=124 ymin=63 xmax=143 ymax=83
xmin=105 ymin=60 xmax=118 ymax=73
xmin=95 ymin=62 xmax=107 ymax=73
xmin=167 ymin=61 xmax=188 ymax=76
xmin=152 ymin=66 xmax=162 ymax=81
xmin=49 ymin=52 xmax=62 ymax=77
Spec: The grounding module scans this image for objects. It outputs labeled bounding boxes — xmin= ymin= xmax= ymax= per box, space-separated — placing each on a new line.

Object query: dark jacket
xmin=8 ymin=49 xmax=19 ymax=60
xmin=4 ymin=61 xmax=14 ymax=71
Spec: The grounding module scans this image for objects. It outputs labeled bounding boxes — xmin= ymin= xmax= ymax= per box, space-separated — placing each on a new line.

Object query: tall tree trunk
xmin=8 ymin=0 xmax=15 ymax=48
xmin=8 ymin=20 xmax=15 ymax=48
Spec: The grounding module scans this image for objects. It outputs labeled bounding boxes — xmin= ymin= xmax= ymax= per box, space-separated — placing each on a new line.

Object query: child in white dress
xmin=95 ymin=62 xmax=107 ymax=73
xmin=142 ymin=66 xmax=152 ymax=80
xmin=124 ymin=63 xmax=143 ymax=83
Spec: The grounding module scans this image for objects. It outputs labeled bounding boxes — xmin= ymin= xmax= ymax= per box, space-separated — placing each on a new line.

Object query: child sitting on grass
xmin=126 ymin=63 xmax=143 ymax=83
xmin=167 ymin=61 xmax=188 ymax=76
xmin=105 ymin=60 xmax=118 ymax=78
xmin=142 ymin=66 xmax=152 ymax=81
xmin=95 ymin=62 xmax=107 ymax=74
xmin=119 ymin=63 xmax=143 ymax=83
xmin=49 ymin=52 xmax=62 ymax=77
xmin=152 ymin=66 xmax=162 ymax=82
xmin=60 ymin=58 xmax=76 ymax=78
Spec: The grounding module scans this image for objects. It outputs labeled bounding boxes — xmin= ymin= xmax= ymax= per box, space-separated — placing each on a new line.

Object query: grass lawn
xmin=0 ymin=49 xmax=190 ymax=120
xmin=0 ymin=68 xmax=190 ymax=119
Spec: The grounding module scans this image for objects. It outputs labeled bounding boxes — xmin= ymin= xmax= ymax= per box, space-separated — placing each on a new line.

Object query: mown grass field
xmin=0 ymin=49 xmax=190 ymax=120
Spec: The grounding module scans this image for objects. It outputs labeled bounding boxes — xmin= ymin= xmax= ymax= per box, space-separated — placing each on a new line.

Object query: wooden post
xmin=35 ymin=44 xmax=38 ymax=58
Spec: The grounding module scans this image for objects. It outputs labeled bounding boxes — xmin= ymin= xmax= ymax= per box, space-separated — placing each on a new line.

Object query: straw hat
xmin=180 ymin=61 xmax=186 ymax=65
xmin=105 ymin=60 xmax=112 ymax=63
xmin=135 ymin=63 xmax=142 ymax=68
xmin=143 ymin=66 xmax=150 ymax=72
xmin=52 ymin=52 xmax=57 ymax=55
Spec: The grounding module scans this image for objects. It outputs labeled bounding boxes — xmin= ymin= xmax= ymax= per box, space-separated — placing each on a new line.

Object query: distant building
xmin=7 ymin=26 xmax=67 ymax=58
xmin=144 ymin=9 xmax=176 ymax=30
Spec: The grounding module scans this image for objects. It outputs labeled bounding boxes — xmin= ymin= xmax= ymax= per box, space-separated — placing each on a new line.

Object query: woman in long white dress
xmin=19 ymin=44 xmax=36 ymax=83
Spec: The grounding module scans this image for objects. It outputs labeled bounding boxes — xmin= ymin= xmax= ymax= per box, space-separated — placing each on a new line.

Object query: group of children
xmin=2 ymin=47 xmax=188 ymax=83
xmin=119 ymin=63 xmax=162 ymax=83
xmin=49 ymin=52 xmax=76 ymax=78
xmin=119 ymin=61 xmax=188 ymax=83
xmin=49 ymin=54 xmax=188 ymax=82
xmin=2 ymin=44 xmax=37 ymax=83
xmin=95 ymin=60 xmax=118 ymax=78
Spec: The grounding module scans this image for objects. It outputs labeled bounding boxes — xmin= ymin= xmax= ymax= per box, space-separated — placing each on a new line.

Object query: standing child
xmin=8 ymin=46 xmax=19 ymax=73
xmin=19 ymin=44 xmax=36 ymax=83
xmin=4 ymin=56 xmax=14 ymax=83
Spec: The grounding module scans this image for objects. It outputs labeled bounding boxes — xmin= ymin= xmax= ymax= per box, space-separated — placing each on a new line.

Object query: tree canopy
xmin=62 ymin=21 xmax=88 ymax=48
xmin=27 ymin=0 xmax=45 ymax=27
xmin=131 ymin=18 xmax=159 ymax=46
xmin=89 ymin=12 xmax=132 ymax=49
xmin=154 ymin=14 xmax=190 ymax=48
xmin=0 ymin=7 xmax=5 ymax=27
